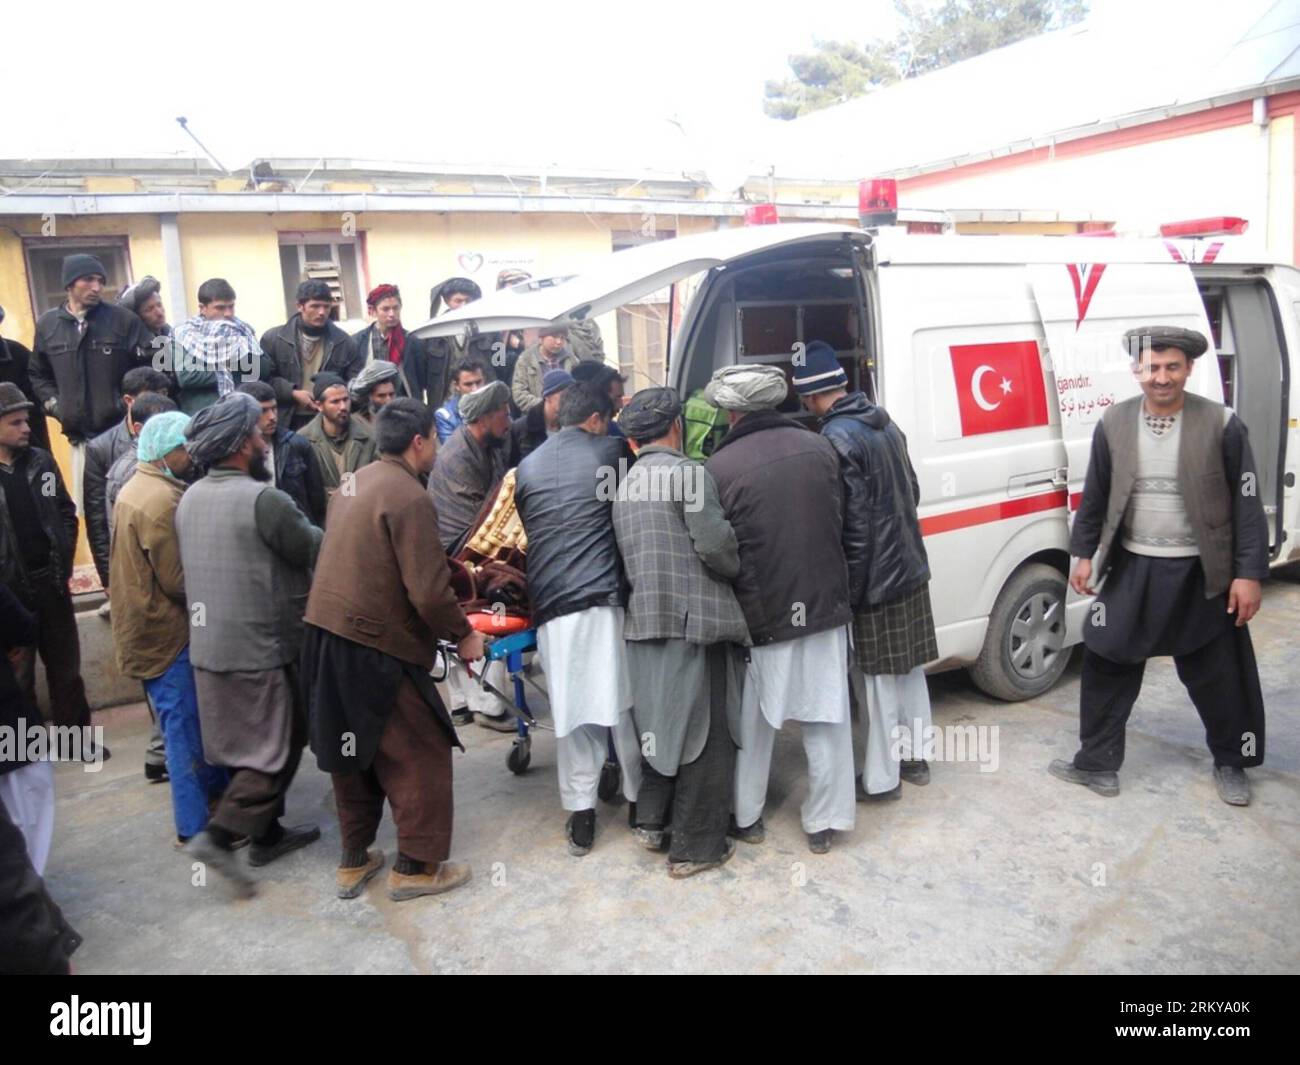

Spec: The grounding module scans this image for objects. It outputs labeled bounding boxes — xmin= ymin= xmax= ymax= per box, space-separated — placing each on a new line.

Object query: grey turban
xmin=703 ymin=365 xmax=789 ymax=412
xmin=185 ymin=391 xmax=262 ymax=466
xmin=458 ymin=380 xmax=510 ymax=423
xmin=619 ymin=387 xmax=681 ymax=442
xmin=350 ymin=359 xmax=400 ymax=402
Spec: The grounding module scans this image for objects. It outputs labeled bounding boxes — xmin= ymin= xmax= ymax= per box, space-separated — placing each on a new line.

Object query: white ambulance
xmin=415 ymin=218 xmax=1300 ymax=701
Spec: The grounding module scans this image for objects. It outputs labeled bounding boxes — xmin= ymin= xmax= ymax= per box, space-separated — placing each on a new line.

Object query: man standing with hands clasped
xmin=1050 ymin=326 xmax=1269 ymax=806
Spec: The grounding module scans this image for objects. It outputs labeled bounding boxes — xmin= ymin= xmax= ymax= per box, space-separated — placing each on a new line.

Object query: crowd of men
xmin=0 ymin=254 xmax=1272 ymax=973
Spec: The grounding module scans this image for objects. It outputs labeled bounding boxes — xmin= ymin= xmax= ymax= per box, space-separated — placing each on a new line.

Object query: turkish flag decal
xmin=949 ymin=341 xmax=1050 ymax=436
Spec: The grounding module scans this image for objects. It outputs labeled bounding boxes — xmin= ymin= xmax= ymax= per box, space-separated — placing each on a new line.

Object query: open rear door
xmin=408 ymin=223 xmax=867 ymax=340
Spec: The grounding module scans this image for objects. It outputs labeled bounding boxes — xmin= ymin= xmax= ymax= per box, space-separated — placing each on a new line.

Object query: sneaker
xmin=388 ymin=861 xmax=472 ymax=901
xmin=899 ymin=759 xmax=931 ymax=786
xmin=475 ymin=712 xmax=517 ymax=733
xmin=727 ymin=815 xmax=764 ymax=845
xmin=566 ymin=809 xmax=596 ymax=856
xmin=184 ymin=830 xmax=256 ymax=899
xmin=337 ymin=851 xmax=386 ymax=899
xmin=145 ymin=762 xmax=169 ymax=784
xmin=1213 ymin=766 xmax=1251 ymax=807
xmin=247 ymin=823 xmax=321 ymax=867
xmin=668 ymin=839 xmax=736 ymax=879
xmin=451 ymin=708 xmax=475 ymax=727
xmin=1047 ymin=758 xmax=1119 ymax=798
xmin=807 ymin=829 xmax=833 ymax=854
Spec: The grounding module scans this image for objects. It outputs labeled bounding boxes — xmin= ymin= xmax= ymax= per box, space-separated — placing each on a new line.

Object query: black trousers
xmin=15 ymin=576 xmax=91 ymax=730
xmin=1074 ymin=626 xmax=1266 ymax=772
xmin=635 ymin=645 xmax=735 ymax=864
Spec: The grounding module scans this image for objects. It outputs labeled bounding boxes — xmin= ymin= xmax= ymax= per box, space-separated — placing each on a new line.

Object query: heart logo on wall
xmin=457 ymin=253 xmax=485 ymax=274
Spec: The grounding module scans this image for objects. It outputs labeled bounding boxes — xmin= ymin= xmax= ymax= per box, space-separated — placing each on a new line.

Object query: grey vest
xmin=175 ymin=472 xmax=311 ymax=671
xmin=1095 ymin=393 xmax=1234 ymax=597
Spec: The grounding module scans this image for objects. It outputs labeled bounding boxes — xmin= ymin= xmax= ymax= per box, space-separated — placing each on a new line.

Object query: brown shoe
xmin=336 ymin=851 xmax=386 ymax=899
xmin=387 ymin=861 xmax=472 ymax=902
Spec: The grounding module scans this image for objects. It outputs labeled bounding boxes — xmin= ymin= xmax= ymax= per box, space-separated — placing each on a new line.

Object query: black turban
xmin=185 ymin=392 xmax=261 ymax=466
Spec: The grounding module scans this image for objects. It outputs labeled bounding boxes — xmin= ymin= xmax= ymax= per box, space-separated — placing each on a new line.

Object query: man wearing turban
xmin=175 ymin=393 xmax=324 ymax=897
xmin=703 ymin=365 xmax=857 ymax=854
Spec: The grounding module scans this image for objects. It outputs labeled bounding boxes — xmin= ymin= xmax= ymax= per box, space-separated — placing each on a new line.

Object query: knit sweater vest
xmin=1120 ymin=409 xmax=1199 ymax=558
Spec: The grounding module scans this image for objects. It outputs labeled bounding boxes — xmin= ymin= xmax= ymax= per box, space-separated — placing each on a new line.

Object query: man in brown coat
xmin=301 ymin=397 xmax=485 ymax=901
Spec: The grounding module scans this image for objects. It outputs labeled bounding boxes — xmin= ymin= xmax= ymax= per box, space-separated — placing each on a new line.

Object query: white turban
xmin=703 ymin=365 xmax=789 ymax=412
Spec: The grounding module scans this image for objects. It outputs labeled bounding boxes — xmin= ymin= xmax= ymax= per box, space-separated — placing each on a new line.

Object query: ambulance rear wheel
xmin=970 ymin=563 xmax=1072 ymax=701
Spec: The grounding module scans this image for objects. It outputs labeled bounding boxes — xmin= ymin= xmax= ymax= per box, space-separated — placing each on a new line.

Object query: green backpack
xmin=683 ymin=389 xmax=729 ymax=461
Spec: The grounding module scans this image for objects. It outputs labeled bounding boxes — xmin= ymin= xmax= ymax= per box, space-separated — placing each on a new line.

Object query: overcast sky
xmin=2 ymin=0 xmax=911 ymax=174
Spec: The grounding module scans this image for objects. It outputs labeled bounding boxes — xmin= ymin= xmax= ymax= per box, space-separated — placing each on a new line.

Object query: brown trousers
xmin=331 ymin=677 xmax=453 ymax=864
xmin=15 ymin=577 xmax=91 ymax=730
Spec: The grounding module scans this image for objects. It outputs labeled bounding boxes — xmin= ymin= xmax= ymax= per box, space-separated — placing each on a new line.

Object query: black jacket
xmin=29 ymin=301 xmax=151 ymax=443
xmin=341 ymin=325 xmax=450 ymax=407
xmin=0 ymin=339 xmax=51 ymax=451
xmin=706 ymin=410 xmax=851 ymax=645
xmin=83 ymin=418 xmax=133 ymax=587
xmin=260 ymin=315 xmax=363 ymax=429
xmin=273 ymin=426 xmax=327 ymax=528
xmin=515 ymin=427 xmax=629 ymax=628
xmin=507 ymin=403 xmax=548 ymax=467
xmin=0 ymin=447 xmax=78 ymax=601
xmin=820 ymin=392 xmax=930 ymax=610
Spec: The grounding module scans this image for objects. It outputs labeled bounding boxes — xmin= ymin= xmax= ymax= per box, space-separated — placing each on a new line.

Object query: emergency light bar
xmin=1159 ymin=217 xmax=1249 ymax=238
xmin=859 ymin=178 xmax=898 ymax=227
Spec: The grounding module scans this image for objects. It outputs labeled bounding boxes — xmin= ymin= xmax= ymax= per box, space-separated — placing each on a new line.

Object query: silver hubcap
xmin=1008 ymin=591 xmax=1065 ymax=680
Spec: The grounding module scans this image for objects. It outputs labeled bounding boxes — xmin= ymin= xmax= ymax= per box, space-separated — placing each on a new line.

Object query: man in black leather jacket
xmin=515 ymin=383 xmax=640 ymax=856
xmin=794 ymin=341 xmax=937 ymax=803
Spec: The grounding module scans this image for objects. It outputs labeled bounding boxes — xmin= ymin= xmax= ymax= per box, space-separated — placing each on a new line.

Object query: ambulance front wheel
xmin=970 ymin=563 xmax=1072 ymax=701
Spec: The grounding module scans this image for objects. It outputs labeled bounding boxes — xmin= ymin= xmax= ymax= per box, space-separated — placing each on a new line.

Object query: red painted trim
xmin=920 ymin=489 xmax=1068 ymax=537
xmin=1069 ymin=491 xmax=1083 ymax=512
xmin=899 ymin=97 xmax=1282 ymax=192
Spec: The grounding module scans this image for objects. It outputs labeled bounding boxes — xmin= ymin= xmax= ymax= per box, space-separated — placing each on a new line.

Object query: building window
xmin=277 ymin=232 xmax=365 ymax=321
xmin=24 ymin=238 xmax=132 ymax=317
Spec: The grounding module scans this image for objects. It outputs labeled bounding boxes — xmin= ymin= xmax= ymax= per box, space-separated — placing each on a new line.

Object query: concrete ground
xmin=45 ymin=579 xmax=1300 ymax=975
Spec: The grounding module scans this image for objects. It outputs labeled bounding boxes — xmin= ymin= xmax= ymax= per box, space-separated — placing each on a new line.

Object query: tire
xmin=969 ymin=562 xmax=1073 ymax=701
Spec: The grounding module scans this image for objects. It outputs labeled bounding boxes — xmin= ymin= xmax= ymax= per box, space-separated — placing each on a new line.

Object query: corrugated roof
xmin=771 ymin=0 xmax=1300 ymax=180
